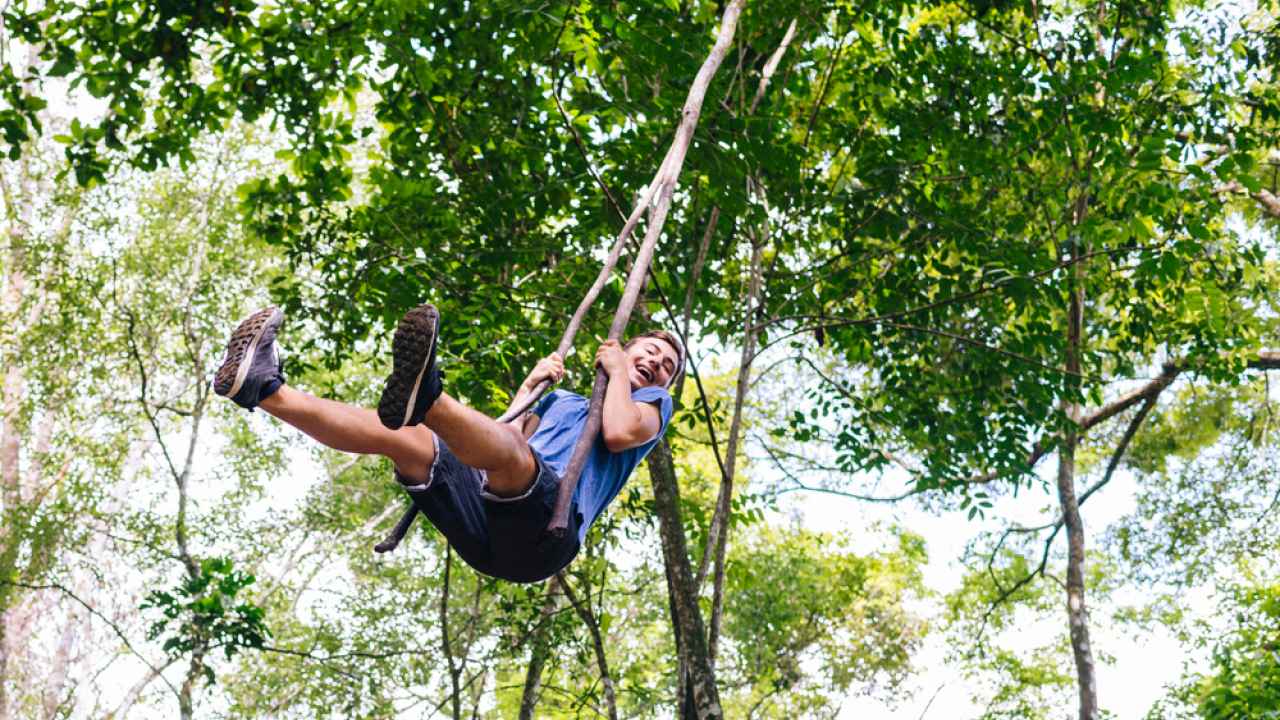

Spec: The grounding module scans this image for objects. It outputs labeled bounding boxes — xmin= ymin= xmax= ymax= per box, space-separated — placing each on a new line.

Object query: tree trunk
xmin=707 ymin=211 xmax=767 ymax=668
xmin=646 ymin=439 xmax=722 ymax=719
xmin=440 ymin=547 xmax=463 ymax=720
xmin=0 ymin=157 xmax=31 ymax=720
xmin=1056 ymin=420 xmax=1097 ymax=719
xmin=0 ymin=612 xmax=9 ymax=720
xmin=518 ymin=578 xmax=562 ymax=720
xmin=178 ymin=647 xmax=206 ymax=720
xmin=41 ymin=603 xmax=79 ymax=719
xmin=1058 ymin=225 xmax=1098 ymax=719
xmin=559 ymin=574 xmax=618 ymax=720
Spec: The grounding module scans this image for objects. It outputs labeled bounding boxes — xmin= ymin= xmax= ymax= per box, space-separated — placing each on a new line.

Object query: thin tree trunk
xmin=662 ymin=560 xmax=692 ymax=718
xmin=440 ymin=546 xmax=463 ymax=720
xmin=646 ymin=439 xmax=723 ymax=719
xmin=469 ymin=671 xmax=486 ymax=720
xmin=558 ymin=574 xmax=618 ymax=720
xmin=41 ymin=603 xmax=79 ymax=719
xmin=707 ymin=227 xmax=766 ymax=668
xmin=0 ymin=145 xmax=34 ymax=720
xmin=518 ymin=577 xmax=562 ymax=720
xmin=0 ymin=611 xmax=10 ymax=720
xmin=1 ymin=189 xmax=28 ymax=513
xmin=693 ymin=17 xmax=796 ymax=594
xmin=1058 ymin=216 xmax=1098 ymax=719
xmin=178 ymin=648 xmax=206 ymax=720
xmin=460 ymin=581 xmax=484 ymax=719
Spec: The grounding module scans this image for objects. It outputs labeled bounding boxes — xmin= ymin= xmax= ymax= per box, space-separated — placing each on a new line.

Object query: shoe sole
xmin=214 ymin=306 xmax=283 ymax=399
xmin=378 ymin=304 xmax=439 ymax=430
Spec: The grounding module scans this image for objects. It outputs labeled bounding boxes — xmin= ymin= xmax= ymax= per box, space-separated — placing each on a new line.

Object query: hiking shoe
xmin=378 ymin=304 xmax=442 ymax=430
xmin=213 ymin=306 xmax=286 ymax=410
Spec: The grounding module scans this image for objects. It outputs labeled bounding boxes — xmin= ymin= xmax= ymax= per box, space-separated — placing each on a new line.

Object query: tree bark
xmin=41 ymin=600 xmax=79 ymax=719
xmin=646 ymin=439 xmax=722 ymax=719
xmin=0 ymin=141 xmax=34 ymax=720
xmin=0 ymin=607 xmax=17 ymax=720
xmin=178 ymin=647 xmax=206 ymax=720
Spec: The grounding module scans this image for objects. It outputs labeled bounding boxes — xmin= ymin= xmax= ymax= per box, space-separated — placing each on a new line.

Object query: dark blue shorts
xmin=403 ymin=436 xmax=582 ymax=583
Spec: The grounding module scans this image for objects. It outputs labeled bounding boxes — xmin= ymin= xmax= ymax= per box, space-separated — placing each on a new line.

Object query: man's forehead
xmin=641 ymin=337 xmax=680 ymax=359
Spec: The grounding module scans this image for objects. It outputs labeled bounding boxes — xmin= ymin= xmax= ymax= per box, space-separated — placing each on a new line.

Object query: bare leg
xmin=424 ymin=394 xmax=537 ymax=497
xmin=259 ymin=385 xmax=436 ymax=482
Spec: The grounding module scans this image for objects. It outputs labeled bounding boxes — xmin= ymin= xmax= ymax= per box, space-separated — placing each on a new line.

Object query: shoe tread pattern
xmin=377 ymin=304 xmax=439 ymax=430
xmin=214 ymin=306 xmax=280 ymax=398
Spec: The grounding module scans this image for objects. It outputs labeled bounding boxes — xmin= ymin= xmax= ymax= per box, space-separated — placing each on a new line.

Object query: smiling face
xmin=623 ymin=333 xmax=683 ymax=390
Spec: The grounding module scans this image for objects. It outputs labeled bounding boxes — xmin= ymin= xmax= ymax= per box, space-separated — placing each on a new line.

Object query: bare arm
xmin=507 ymin=353 xmax=564 ymax=430
xmin=520 ymin=412 xmax=541 ymax=439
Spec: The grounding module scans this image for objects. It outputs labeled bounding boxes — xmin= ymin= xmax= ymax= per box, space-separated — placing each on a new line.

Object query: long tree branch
xmin=545 ymin=0 xmax=747 ymax=537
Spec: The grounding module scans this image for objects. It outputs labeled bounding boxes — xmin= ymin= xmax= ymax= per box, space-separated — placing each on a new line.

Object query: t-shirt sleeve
xmin=631 ymin=386 xmax=674 ymax=431
xmin=532 ymin=390 xmax=560 ymax=417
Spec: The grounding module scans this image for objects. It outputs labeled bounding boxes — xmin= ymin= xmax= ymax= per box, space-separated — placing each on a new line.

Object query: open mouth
xmin=635 ymin=365 xmax=653 ymax=383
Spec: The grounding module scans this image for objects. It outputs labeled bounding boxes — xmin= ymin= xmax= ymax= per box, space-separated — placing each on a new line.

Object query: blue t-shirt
xmin=529 ymin=386 xmax=674 ymax=544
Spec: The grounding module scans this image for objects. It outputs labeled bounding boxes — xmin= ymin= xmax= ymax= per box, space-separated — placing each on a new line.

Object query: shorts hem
xmin=479 ymin=449 xmax=544 ymax=503
xmin=479 ymin=477 xmax=539 ymax=503
xmin=396 ymin=433 xmax=442 ymax=493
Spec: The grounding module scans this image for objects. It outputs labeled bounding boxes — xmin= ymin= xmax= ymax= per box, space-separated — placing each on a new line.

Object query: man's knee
xmin=486 ymin=424 xmax=538 ymax=496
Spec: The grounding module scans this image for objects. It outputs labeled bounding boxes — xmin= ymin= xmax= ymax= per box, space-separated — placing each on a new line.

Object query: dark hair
xmin=624 ymin=330 xmax=685 ymax=389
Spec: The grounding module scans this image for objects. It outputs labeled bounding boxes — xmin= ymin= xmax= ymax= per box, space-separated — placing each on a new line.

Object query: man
xmin=214 ymin=304 xmax=682 ymax=583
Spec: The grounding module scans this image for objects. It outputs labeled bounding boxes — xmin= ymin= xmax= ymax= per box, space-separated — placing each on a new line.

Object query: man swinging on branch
xmin=214 ymin=304 xmax=682 ymax=583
